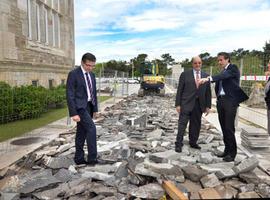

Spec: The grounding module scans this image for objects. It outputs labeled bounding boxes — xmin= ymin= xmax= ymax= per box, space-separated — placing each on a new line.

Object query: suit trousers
xmin=176 ymin=99 xmax=202 ymax=147
xmin=216 ymin=96 xmax=238 ymax=158
xmin=268 ymin=109 xmax=270 ymax=135
xmin=74 ymin=102 xmax=97 ymax=163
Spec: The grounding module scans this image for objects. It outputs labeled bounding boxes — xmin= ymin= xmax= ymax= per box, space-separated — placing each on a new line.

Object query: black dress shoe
xmin=223 ymin=155 xmax=235 ymax=162
xmin=190 ymin=144 xmax=201 ymax=149
xmin=216 ymin=152 xmax=227 ymax=158
xmin=175 ymin=146 xmax=182 ymax=153
xmin=75 ymin=160 xmax=88 ymax=165
xmin=88 ymin=159 xmax=107 ymax=165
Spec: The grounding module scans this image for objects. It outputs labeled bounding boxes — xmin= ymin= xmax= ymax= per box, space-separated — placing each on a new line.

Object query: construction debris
xmin=0 ymin=94 xmax=266 ymax=199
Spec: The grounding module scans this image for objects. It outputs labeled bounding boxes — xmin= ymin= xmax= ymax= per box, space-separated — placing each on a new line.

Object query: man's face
xmin=192 ymin=58 xmax=202 ymax=71
xmin=217 ymin=56 xmax=229 ymax=68
xmin=82 ymin=60 xmax=95 ymax=72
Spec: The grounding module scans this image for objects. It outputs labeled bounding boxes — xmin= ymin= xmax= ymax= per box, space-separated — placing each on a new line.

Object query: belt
xmin=217 ymin=95 xmax=226 ymax=100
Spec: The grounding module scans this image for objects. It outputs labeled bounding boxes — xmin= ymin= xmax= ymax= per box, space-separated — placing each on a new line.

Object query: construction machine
xmin=138 ymin=61 xmax=165 ymax=97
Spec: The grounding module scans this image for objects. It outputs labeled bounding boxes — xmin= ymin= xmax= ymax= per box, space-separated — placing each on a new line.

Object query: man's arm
xmin=199 ymin=64 xmax=239 ymax=84
xmin=175 ymin=73 xmax=185 ymax=107
xmin=211 ymin=64 xmax=239 ymax=82
xmin=66 ymin=71 xmax=78 ymax=117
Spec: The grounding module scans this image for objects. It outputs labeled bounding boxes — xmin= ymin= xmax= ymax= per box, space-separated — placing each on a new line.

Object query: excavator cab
xmin=138 ymin=61 xmax=165 ymax=97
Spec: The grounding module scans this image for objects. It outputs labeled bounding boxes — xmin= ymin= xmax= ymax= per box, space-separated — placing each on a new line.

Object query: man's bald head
xmin=192 ymin=56 xmax=202 ymax=71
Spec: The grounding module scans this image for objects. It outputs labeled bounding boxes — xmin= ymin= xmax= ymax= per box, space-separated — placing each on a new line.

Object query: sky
xmin=74 ymin=0 xmax=270 ymax=64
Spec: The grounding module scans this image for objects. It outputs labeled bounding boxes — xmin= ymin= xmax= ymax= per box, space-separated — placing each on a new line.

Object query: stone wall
xmin=0 ymin=0 xmax=74 ymax=87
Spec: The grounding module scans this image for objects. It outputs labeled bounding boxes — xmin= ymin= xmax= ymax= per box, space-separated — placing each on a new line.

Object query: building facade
xmin=0 ymin=0 xmax=74 ymax=88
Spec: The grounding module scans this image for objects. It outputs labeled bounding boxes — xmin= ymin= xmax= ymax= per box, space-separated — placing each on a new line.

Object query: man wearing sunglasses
xmin=66 ymin=52 xmax=99 ymax=165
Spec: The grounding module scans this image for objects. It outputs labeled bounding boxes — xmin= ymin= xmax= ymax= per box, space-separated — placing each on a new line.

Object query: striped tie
xmin=85 ymin=72 xmax=96 ymax=105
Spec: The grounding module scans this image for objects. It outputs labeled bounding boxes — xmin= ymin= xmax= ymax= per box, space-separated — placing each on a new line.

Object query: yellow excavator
xmin=138 ymin=61 xmax=165 ymax=97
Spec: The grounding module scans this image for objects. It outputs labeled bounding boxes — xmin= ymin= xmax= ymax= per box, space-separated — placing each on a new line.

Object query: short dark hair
xmin=81 ymin=53 xmax=96 ymax=63
xmin=217 ymin=52 xmax=230 ymax=62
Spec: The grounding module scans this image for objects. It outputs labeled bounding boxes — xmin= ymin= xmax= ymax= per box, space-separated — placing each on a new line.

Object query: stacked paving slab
xmin=241 ymin=127 xmax=270 ymax=149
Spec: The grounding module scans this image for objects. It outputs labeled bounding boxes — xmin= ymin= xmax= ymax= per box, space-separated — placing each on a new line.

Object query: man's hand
xmin=93 ymin=112 xmax=98 ymax=119
xmin=198 ymin=78 xmax=209 ymax=85
xmin=176 ymin=106 xmax=181 ymax=113
xmin=204 ymin=108 xmax=210 ymax=116
xmin=72 ymin=115 xmax=80 ymax=122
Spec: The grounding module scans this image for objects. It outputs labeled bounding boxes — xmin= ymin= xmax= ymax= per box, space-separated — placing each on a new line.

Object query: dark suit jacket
xmin=66 ymin=66 xmax=98 ymax=117
xmin=175 ymin=69 xmax=212 ymax=112
xmin=265 ymin=77 xmax=270 ymax=110
xmin=211 ymin=63 xmax=248 ymax=105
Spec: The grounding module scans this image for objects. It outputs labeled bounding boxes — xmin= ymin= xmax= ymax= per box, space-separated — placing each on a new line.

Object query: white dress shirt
xmin=81 ymin=66 xmax=92 ymax=102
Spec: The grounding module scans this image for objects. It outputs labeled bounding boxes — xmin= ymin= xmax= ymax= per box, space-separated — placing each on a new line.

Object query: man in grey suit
xmin=175 ymin=56 xmax=212 ymax=153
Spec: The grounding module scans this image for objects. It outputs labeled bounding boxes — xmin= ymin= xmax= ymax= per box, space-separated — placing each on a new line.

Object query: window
xmin=26 ymin=0 xmax=61 ymax=47
xmin=36 ymin=3 xmax=40 ymax=41
xmin=49 ymin=79 xmax=54 ymax=89
xmin=27 ymin=0 xmax=32 ymax=39
xmin=32 ymin=80 xmax=38 ymax=87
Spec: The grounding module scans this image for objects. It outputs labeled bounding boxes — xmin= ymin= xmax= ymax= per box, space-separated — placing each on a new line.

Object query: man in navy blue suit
xmin=200 ymin=52 xmax=249 ymax=162
xmin=66 ymin=52 xmax=99 ymax=165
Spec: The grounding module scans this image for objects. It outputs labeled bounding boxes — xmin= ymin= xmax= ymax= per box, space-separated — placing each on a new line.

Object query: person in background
xmin=265 ymin=60 xmax=270 ymax=135
xmin=175 ymin=56 xmax=211 ymax=153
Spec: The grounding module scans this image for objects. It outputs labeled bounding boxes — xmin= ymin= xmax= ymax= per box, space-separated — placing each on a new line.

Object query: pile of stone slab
xmin=0 ymin=94 xmax=269 ymax=199
xmin=241 ymin=127 xmax=270 ymax=149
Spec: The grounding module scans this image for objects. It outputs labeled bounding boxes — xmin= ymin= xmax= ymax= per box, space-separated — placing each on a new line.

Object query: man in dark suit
xmin=66 ymin=52 xmax=99 ymax=165
xmin=175 ymin=56 xmax=212 ymax=153
xmin=200 ymin=52 xmax=249 ymax=162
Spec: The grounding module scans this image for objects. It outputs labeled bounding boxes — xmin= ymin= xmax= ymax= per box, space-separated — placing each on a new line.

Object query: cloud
xmin=74 ymin=0 xmax=270 ymax=64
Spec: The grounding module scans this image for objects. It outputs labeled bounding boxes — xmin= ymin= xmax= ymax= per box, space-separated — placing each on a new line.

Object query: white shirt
xmin=81 ymin=66 xmax=92 ymax=102
xmin=219 ymin=63 xmax=230 ymax=96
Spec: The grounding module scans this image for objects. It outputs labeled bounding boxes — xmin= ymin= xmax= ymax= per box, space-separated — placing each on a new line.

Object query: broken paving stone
xmin=214 ymin=184 xmax=238 ymax=199
xmin=256 ymin=183 xmax=270 ymax=198
xmin=81 ymin=171 xmax=114 ymax=181
xmin=200 ymin=173 xmax=221 ymax=188
xmin=117 ymin=181 xmax=138 ymax=194
xmin=135 ymin=151 xmax=146 ymax=158
xmin=68 ymin=165 xmax=78 ymax=174
xmin=239 ymin=171 xmax=261 ymax=185
xmin=232 ymin=156 xmax=259 ymax=174
xmin=18 ymin=169 xmax=61 ymax=194
xmin=130 ymin=183 xmax=164 ymax=199
xmin=0 ymin=192 xmax=19 ymax=200
xmin=238 ymin=191 xmax=260 ymax=199
xmin=134 ymin=163 xmax=160 ymax=178
xmin=144 ymin=160 xmax=183 ymax=176
xmin=146 ymin=129 xmax=164 ymax=140
xmin=198 ymin=187 xmax=221 ymax=199
xmin=114 ymin=161 xmax=128 ymax=179
xmin=91 ymin=182 xmax=117 ymax=196
xmin=54 ymin=168 xmax=74 ymax=183
xmin=238 ymin=183 xmax=255 ymax=192
xmin=198 ymin=152 xmax=214 ymax=164
xmin=182 ymin=165 xmax=208 ymax=182
xmin=45 ymin=156 xmax=74 ymax=169
xmin=179 ymin=155 xmax=197 ymax=164
xmin=149 ymin=150 xmax=181 ymax=163
xmin=216 ymin=168 xmax=237 ymax=179
xmin=199 ymin=162 xmax=235 ymax=173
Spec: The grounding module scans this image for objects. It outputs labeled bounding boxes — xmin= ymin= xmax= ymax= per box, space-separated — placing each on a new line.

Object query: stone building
xmin=0 ymin=0 xmax=74 ymax=88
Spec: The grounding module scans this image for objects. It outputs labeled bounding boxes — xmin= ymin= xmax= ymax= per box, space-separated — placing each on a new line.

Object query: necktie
xmin=85 ymin=72 xmax=95 ymax=105
xmin=196 ymin=71 xmax=200 ymax=88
